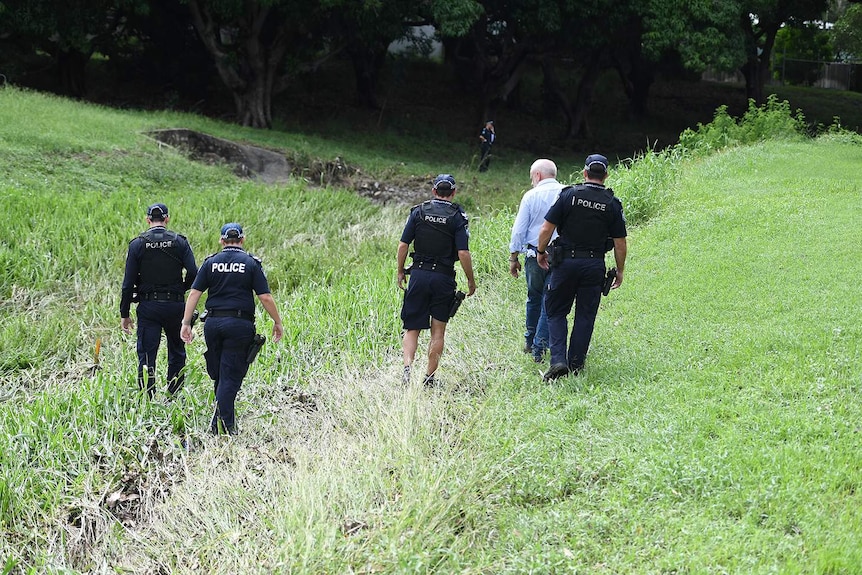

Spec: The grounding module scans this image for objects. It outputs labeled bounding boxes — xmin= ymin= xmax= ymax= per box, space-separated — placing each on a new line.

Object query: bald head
xmin=530 ymin=159 xmax=557 ymax=186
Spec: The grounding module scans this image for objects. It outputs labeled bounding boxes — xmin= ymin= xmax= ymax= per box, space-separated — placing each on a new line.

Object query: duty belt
xmin=206 ymin=309 xmax=255 ymax=322
xmin=413 ymin=259 xmax=455 ymax=277
xmin=562 ymin=249 xmax=603 ymax=259
xmin=139 ymin=291 xmax=184 ymax=302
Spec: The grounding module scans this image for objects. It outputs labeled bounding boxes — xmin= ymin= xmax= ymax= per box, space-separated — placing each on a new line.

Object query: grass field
xmin=0 ymin=85 xmax=861 ymax=573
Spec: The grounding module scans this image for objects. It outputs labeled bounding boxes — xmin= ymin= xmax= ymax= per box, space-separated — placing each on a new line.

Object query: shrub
xmin=677 ymin=95 xmax=807 ymax=156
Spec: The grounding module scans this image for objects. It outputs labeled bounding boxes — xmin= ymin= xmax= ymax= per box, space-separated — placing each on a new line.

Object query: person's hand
xmin=121 ymin=317 xmax=134 ymax=334
xmin=180 ymin=324 xmax=194 ymax=344
xmin=272 ymin=322 xmax=283 ymax=343
xmin=466 ymin=280 xmax=477 ymax=297
xmin=397 ymin=270 xmax=407 ymax=291
xmin=537 ymin=252 xmax=550 ymax=270
xmin=509 ymin=258 xmax=521 ymax=278
xmin=611 ymin=270 xmax=623 ymax=290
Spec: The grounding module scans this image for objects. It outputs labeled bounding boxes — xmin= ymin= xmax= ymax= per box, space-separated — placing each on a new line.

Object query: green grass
xmin=1 ymin=86 xmax=862 ymax=573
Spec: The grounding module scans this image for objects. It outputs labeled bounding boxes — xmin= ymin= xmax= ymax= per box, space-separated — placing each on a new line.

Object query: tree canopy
xmin=0 ymin=0 xmax=851 ymax=132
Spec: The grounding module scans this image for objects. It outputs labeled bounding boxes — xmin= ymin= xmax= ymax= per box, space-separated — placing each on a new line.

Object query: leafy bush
xmin=677 ymin=95 xmax=807 ymax=155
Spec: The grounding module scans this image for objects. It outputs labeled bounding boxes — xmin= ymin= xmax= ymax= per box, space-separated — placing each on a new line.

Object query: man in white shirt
xmin=508 ymin=159 xmax=566 ymax=362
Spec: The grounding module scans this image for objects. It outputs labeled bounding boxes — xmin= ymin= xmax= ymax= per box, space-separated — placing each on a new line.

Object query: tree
xmin=0 ymin=0 xmax=147 ymax=96
xmin=186 ymin=0 xmax=332 ymax=128
xmin=832 ymin=3 xmax=862 ymax=60
xmin=322 ymin=0 xmax=423 ymax=109
xmin=737 ymin=0 xmax=829 ymax=103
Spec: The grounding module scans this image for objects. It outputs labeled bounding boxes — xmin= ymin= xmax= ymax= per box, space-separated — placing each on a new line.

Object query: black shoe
xmin=569 ymin=363 xmax=584 ymax=376
xmin=402 ymin=365 xmax=411 ymax=385
xmin=543 ymin=363 xmax=570 ymax=381
xmin=523 ymin=342 xmax=532 ymax=354
xmin=422 ymin=374 xmax=438 ymax=388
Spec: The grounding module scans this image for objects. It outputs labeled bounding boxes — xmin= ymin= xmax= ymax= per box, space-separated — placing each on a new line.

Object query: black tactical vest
xmin=559 ymin=184 xmax=617 ymax=252
xmin=139 ymin=228 xmax=184 ymax=285
xmin=413 ymin=200 xmax=459 ymax=260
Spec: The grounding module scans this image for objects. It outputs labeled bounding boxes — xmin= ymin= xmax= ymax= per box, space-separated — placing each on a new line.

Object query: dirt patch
xmin=146 ymin=128 xmax=428 ymax=205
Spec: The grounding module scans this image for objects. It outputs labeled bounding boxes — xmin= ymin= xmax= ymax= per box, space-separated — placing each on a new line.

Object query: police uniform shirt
xmin=191 ymin=246 xmax=270 ymax=315
xmin=544 ymin=183 xmax=627 ymax=251
xmin=480 ymin=127 xmax=495 ymax=146
xmin=120 ymin=226 xmax=197 ymax=317
xmin=400 ymin=199 xmax=469 ymax=268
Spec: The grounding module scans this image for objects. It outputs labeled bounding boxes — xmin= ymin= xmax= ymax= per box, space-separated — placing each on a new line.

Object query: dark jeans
xmin=524 ymin=256 xmax=549 ymax=354
xmin=135 ymin=300 xmax=186 ymax=397
xmin=204 ymin=317 xmax=255 ymax=433
xmin=544 ymin=258 xmax=605 ymax=369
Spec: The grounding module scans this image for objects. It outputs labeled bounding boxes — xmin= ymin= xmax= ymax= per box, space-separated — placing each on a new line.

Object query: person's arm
xmin=536 ymin=220 xmax=557 ymax=270
xmin=257 ymin=292 xmax=283 ymax=343
xmin=509 ymin=197 xmax=531 ymax=278
xmin=458 ymin=250 xmax=477 ymax=296
xmin=396 ymin=241 xmax=410 ymax=290
xmin=120 ymin=242 xmax=139 ymax=333
xmin=180 ymin=289 xmax=204 ymax=343
xmin=182 ymin=241 xmax=198 ymax=291
xmin=612 ymin=237 xmax=627 ymax=289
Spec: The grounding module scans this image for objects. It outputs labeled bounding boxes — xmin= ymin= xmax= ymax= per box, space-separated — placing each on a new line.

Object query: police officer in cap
xmin=397 ymin=174 xmax=477 ymax=387
xmin=180 ymin=223 xmax=283 ymax=435
xmin=536 ymin=154 xmax=627 ymax=380
xmin=121 ymin=203 xmax=198 ymax=397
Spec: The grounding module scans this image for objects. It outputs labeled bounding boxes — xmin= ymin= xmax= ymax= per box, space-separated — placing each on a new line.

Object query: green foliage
xmin=2 ymin=84 xmax=862 ymax=573
xmin=429 ymin=0 xmax=484 ymax=37
xmin=643 ymin=0 xmax=744 ymax=72
xmin=774 ymin=21 xmax=834 ymax=64
xmin=677 ymin=94 xmax=807 ymax=155
xmin=832 ymin=3 xmax=862 ymax=61
xmin=611 ymin=146 xmax=683 ymax=226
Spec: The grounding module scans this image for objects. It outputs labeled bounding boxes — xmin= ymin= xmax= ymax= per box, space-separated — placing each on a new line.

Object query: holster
xmin=246 ymin=333 xmax=266 ymax=364
xmin=448 ymin=291 xmax=466 ymax=318
xmin=602 ymin=268 xmax=617 ymax=296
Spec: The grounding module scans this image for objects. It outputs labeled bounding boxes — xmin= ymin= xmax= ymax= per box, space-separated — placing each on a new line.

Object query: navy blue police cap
xmin=585 ymin=154 xmax=609 ymax=175
xmin=432 ymin=174 xmax=456 ymax=192
xmin=220 ymin=222 xmax=245 ymax=240
xmin=146 ymin=203 xmax=169 ymax=219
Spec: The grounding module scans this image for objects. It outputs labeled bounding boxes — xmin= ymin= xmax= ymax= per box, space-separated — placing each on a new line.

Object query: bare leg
xmin=402 ymin=329 xmax=420 ymax=367
xmin=426 ymin=319 xmax=448 ymax=377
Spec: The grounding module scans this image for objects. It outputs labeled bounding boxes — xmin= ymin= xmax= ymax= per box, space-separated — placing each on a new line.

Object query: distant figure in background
xmin=478 ymin=120 xmax=495 ymax=172
xmin=121 ymin=203 xmax=197 ymax=398
xmin=180 ymin=223 xmax=283 ymax=435
xmin=397 ymin=174 xmax=477 ymax=387
xmin=509 ymin=159 xmax=565 ymax=362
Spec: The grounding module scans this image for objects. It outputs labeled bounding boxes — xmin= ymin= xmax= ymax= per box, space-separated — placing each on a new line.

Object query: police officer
xmin=509 ymin=159 xmax=566 ymax=362
xmin=478 ymin=121 xmax=495 ymax=172
xmin=536 ymin=154 xmax=627 ymax=380
xmin=397 ymin=174 xmax=477 ymax=386
xmin=121 ymin=203 xmax=197 ymax=397
xmin=180 ymin=223 xmax=283 ymax=435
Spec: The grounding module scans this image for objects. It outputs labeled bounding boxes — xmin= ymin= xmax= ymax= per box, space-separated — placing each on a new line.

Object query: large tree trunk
xmin=187 ymin=0 xmax=287 ymax=129
xmin=346 ymin=42 xmax=386 ymax=109
xmin=56 ymin=48 xmax=89 ymax=98
xmin=612 ymin=17 xmax=654 ymax=119
xmin=232 ymin=79 xmax=271 ymax=128
xmin=739 ymin=14 xmax=780 ymax=105
xmin=569 ymin=54 xmax=604 ymax=140
xmin=540 ymin=58 xmax=576 ymax=138
xmin=614 ymin=53 xmax=654 ymax=119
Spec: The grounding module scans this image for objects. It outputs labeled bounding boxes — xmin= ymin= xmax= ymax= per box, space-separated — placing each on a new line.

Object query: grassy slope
xmin=1 ymin=87 xmax=861 ymax=573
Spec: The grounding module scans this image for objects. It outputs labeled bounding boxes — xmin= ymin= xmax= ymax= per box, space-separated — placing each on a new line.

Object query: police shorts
xmin=401 ymin=268 xmax=456 ymax=330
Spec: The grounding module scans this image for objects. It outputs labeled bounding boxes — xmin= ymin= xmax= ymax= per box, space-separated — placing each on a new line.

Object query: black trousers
xmin=136 ymin=300 xmax=186 ymax=396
